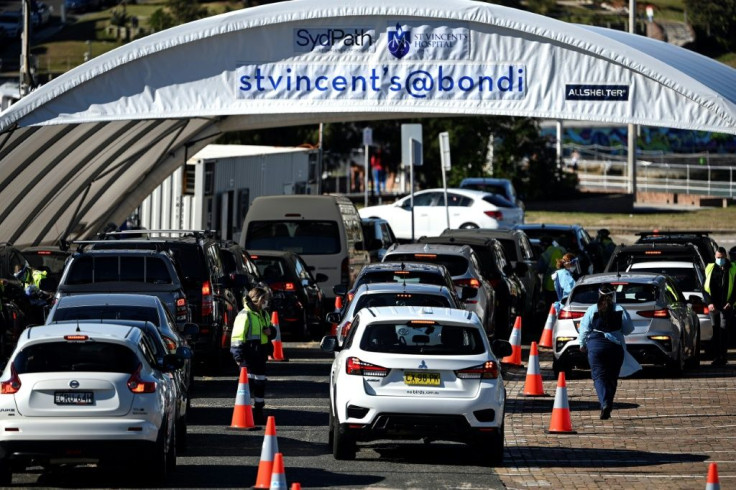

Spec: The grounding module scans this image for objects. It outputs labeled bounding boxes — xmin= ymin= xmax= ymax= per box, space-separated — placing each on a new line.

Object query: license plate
xmin=54 ymin=392 xmax=93 ymax=405
xmin=404 ymin=371 xmax=440 ymax=386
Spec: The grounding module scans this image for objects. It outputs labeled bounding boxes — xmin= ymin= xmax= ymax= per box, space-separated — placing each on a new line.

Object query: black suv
xmin=219 ymin=240 xmax=262 ymax=310
xmin=604 ymin=243 xmax=707 ymax=273
xmin=418 ymin=234 xmax=526 ymax=339
xmin=94 ymin=231 xmax=245 ymax=371
xmin=514 ymin=223 xmax=603 ymax=274
xmin=634 ymin=231 xmax=718 ymax=264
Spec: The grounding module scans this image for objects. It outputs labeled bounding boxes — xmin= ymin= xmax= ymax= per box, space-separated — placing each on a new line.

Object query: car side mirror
xmin=492 ymin=339 xmax=512 ymax=358
xmin=162 ymin=353 xmax=185 ymax=371
xmin=333 ymin=284 xmax=347 ymax=296
xmin=460 ymin=286 xmax=476 ymax=301
xmin=320 ymin=335 xmax=339 ymax=353
xmin=315 ymin=273 xmax=329 ymax=283
xmin=326 ymin=312 xmax=341 ymax=324
xmin=176 ymin=345 xmax=193 ymax=360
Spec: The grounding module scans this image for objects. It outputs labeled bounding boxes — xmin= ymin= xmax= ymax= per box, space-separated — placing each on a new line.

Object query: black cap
xmin=598 ymin=229 xmax=610 ymax=237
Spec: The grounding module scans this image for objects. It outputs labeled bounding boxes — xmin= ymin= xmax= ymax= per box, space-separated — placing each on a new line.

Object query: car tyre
xmin=332 ymin=417 xmax=356 ymax=460
xmin=469 ymin=422 xmax=504 ymax=466
xmin=460 ymin=223 xmax=479 ymax=229
xmin=167 ymin=422 xmax=177 ymax=474
xmin=145 ymin=421 xmax=169 ymax=486
xmin=685 ymin=329 xmax=701 ymax=370
xmin=489 ymin=423 xmax=505 ymax=466
xmin=667 ymin=335 xmax=685 ymax=377
xmin=0 ymin=459 xmax=12 ymax=486
xmin=176 ymin=415 xmax=188 ymax=452
xmin=327 ymin=410 xmax=335 ymax=451
xmin=552 ymin=358 xmax=570 ymax=378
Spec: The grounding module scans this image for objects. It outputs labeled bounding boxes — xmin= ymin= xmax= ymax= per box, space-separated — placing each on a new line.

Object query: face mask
xmin=716 ymin=258 xmax=726 ymax=267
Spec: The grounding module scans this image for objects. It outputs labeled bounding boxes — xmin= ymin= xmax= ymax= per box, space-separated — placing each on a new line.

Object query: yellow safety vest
xmin=230 ymin=306 xmax=270 ymax=345
xmin=32 ymin=270 xmax=47 ymax=289
xmin=704 ymin=262 xmax=736 ymax=302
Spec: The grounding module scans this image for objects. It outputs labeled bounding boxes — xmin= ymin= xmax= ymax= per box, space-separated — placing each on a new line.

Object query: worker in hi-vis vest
xmin=230 ymin=286 xmax=275 ymax=421
xmin=704 ymin=246 xmax=736 ymax=367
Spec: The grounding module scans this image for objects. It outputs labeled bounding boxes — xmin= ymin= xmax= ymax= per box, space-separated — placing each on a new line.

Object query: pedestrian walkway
xmin=499 ymin=348 xmax=736 ymax=489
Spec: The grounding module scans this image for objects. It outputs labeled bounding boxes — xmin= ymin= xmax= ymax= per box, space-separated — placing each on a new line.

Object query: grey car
xmin=46 ymin=293 xmax=198 ymax=451
xmin=383 ymin=243 xmax=496 ymax=337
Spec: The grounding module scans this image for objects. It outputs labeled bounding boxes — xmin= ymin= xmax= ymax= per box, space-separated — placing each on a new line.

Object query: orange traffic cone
xmin=501 ymin=316 xmax=523 ymax=366
xmin=269 ymin=452 xmax=287 ymax=490
xmin=254 ymin=416 xmax=280 ymax=488
xmin=228 ymin=366 xmax=258 ymax=431
xmin=706 ymin=462 xmax=721 ymax=490
xmin=538 ymin=304 xmax=556 ymax=349
xmin=269 ymin=311 xmax=287 ymax=362
xmin=330 ymin=296 xmax=343 ymax=336
xmin=523 ymin=342 xmax=547 ymax=396
xmin=547 ymin=372 xmax=576 ymax=434
xmin=290 ymin=484 xmax=301 ymax=490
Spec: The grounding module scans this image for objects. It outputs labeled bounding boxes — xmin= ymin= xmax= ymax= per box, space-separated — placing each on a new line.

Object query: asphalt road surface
xmin=9 ymin=340 xmax=736 ymax=488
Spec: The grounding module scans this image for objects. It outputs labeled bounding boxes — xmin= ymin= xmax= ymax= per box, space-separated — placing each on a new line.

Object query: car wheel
xmin=489 ymin=423 xmax=505 ymax=466
xmin=176 ymin=414 xmax=188 ymax=452
xmin=327 ymin=410 xmax=335 ymax=451
xmin=167 ymin=421 xmax=177 ymax=474
xmin=667 ymin=335 xmax=685 ymax=377
xmin=145 ymin=421 xmax=169 ymax=486
xmin=469 ymin=422 xmax=504 ymax=466
xmin=685 ymin=329 xmax=701 ymax=370
xmin=552 ymin=358 xmax=570 ymax=378
xmin=0 ymin=459 xmax=12 ymax=486
xmin=460 ymin=223 xmax=479 ymax=229
xmin=332 ymin=416 xmax=356 ymax=460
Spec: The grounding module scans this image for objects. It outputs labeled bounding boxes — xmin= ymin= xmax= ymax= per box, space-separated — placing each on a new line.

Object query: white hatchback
xmin=359 ymin=188 xmax=524 ymax=241
xmin=321 ymin=306 xmax=511 ymax=464
xmin=0 ymin=323 xmax=182 ymax=485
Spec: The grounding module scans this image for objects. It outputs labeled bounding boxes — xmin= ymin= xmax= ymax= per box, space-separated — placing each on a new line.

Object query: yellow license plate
xmin=404 ymin=371 xmax=440 ymax=386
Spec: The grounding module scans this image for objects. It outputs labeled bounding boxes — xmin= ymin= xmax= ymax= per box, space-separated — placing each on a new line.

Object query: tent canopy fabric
xmin=1 ymin=0 xmax=735 ymax=247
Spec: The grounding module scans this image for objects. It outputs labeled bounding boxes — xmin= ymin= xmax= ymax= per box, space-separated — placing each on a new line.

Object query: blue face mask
xmin=716 ymin=258 xmax=726 ymax=267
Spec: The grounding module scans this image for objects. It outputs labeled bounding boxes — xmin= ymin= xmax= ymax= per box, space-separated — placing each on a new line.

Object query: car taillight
xmin=455 ymin=278 xmax=481 ymax=288
xmin=693 ymin=303 xmax=709 ymax=315
xmin=489 ymin=278 xmax=502 ymax=290
xmin=455 ymin=361 xmax=499 ymax=379
xmin=201 ymin=281 xmax=213 ymax=317
xmin=639 ymin=309 xmax=670 ymax=318
xmin=346 ymin=357 xmax=389 ymax=377
xmin=340 ymin=321 xmax=352 ymax=339
xmin=127 ymin=364 xmax=156 ymax=393
xmin=162 ymin=335 xmax=177 ymax=352
xmin=176 ymin=297 xmax=187 ymax=318
xmin=558 ymin=309 xmax=585 ymax=320
xmin=1 ymin=365 xmax=21 ymax=394
xmin=270 ymin=282 xmax=295 ymax=291
xmin=484 ymin=210 xmax=503 ymax=220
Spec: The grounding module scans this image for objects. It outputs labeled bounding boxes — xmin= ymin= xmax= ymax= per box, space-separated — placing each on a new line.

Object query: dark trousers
xmin=710 ymin=308 xmax=733 ymax=361
xmin=587 ymin=332 xmax=624 ymax=410
xmin=231 ymin=342 xmax=268 ymax=407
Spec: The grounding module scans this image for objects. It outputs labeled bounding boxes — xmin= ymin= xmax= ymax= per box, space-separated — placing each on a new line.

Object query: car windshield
xmin=462 ymin=182 xmax=506 ymax=195
xmin=13 ymin=342 xmax=139 ymax=374
xmin=570 ymin=283 xmax=657 ymax=304
xmin=251 ymin=257 xmax=287 ymax=282
xmin=360 ymin=323 xmax=484 ymax=355
xmin=385 ymin=254 xmax=468 ymax=276
xmin=523 ymin=229 xmax=579 ymax=250
xmin=482 ymin=194 xmax=515 ymax=208
xmin=65 ymin=256 xmax=173 ymax=284
xmin=630 ymin=267 xmax=698 ymax=292
xmin=24 ymin=252 xmax=67 ymax=275
xmin=50 ymin=305 xmax=160 ymax=326
xmin=356 ymin=270 xmax=448 ymax=287
xmin=246 ymin=220 xmax=341 ymax=255
xmin=355 ymin=293 xmax=451 ymax=310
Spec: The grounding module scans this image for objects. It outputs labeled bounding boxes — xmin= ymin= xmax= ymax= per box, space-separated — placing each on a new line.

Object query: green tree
xmin=167 ymin=0 xmax=208 ymax=25
xmin=149 ymin=8 xmax=176 ymax=32
xmin=684 ymin=0 xmax=736 ymax=52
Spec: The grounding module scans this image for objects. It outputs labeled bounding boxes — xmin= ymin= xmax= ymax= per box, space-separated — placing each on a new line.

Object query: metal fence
xmin=566 ymin=144 xmax=736 ymax=198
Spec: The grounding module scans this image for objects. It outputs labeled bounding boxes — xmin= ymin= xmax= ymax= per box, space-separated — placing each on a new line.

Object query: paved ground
xmin=499 ymin=346 xmax=735 ymax=489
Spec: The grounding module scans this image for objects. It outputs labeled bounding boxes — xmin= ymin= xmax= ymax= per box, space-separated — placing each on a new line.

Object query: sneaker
xmin=600 ymin=406 xmax=612 ymax=420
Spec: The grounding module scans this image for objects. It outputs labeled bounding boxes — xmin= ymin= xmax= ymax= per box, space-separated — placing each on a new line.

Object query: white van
xmin=240 ymin=195 xmax=370 ymax=303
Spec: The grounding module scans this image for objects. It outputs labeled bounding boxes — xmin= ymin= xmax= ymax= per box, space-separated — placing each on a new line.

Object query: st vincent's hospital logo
xmin=388 ymin=23 xmax=411 ymax=59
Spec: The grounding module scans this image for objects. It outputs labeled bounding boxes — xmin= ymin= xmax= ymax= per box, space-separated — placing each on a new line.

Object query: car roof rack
xmin=636 ymin=230 xmax=711 ymax=237
xmin=97 ymin=229 xmax=218 ymax=240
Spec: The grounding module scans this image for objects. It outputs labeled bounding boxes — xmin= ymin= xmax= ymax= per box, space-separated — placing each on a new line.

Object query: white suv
xmin=321 ymin=306 xmax=511 ymax=464
xmin=0 ymin=323 xmax=182 ymax=485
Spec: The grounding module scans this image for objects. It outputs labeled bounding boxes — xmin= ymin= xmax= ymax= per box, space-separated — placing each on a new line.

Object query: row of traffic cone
xmin=229 ymin=369 xmax=301 ymax=489
xmin=500 ymin=305 xmax=556 ymax=368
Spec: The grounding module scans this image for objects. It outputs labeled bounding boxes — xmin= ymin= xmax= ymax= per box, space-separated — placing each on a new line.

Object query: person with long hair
xmin=552 ymin=252 xmax=578 ymax=312
xmin=578 ymin=285 xmax=636 ymax=420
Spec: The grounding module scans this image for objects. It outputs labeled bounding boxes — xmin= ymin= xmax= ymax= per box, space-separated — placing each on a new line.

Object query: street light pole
xmin=20 ymin=0 xmax=33 ymax=97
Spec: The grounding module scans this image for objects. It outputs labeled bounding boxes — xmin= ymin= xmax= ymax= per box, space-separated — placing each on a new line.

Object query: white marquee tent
xmin=0 ymin=0 xmax=735 ymax=246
